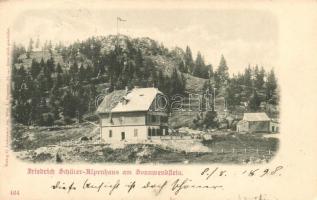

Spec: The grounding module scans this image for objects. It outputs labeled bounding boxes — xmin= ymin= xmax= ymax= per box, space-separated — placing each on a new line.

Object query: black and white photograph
xmin=10 ymin=8 xmax=280 ymax=164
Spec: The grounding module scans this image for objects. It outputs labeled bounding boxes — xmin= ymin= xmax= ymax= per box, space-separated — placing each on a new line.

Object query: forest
xmin=11 ymin=35 xmax=279 ymax=127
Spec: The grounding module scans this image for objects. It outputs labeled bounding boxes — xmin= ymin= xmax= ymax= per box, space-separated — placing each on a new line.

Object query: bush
xmin=63 ymin=116 xmax=76 ymax=125
xmin=56 ymin=153 xmax=63 ymax=163
xmin=34 ymin=152 xmax=53 ymax=162
xmin=54 ymin=119 xmax=66 ymax=126
xmin=39 ymin=113 xmax=55 ymax=126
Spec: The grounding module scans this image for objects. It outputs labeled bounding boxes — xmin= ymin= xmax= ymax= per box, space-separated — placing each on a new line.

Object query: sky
xmin=11 ymin=9 xmax=278 ymax=74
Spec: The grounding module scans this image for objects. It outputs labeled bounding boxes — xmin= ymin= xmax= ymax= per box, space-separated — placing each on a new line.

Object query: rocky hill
xmin=11 ymin=34 xmax=279 ymax=128
xmin=14 ymin=35 xmax=207 ymax=93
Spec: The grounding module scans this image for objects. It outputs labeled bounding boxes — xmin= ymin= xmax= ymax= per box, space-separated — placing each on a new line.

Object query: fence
xmin=151 ymin=135 xmax=193 ymax=140
xmin=206 ymin=147 xmax=275 ymax=155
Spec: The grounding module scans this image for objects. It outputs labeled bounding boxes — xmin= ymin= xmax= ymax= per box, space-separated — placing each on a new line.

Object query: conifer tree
xmin=249 ymin=90 xmax=261 ymax=111
xmin=255 ymin=66 xmax=265 ymax=90
xmin=193 ymin=52 xmax=209 ymax=78
xmin=216 ymin=55 xmax=229 ymax=86
xmin=79 ymin=64 xmax=86 ymax=82
xmin=30 ymin=59 xmax=41 ymax=79
xmin=26 ymin=38 xmax=34 ymax=58
xmin=185 ymin=46 xmax=194 ymax=74
xmin=266 ymin=69 xmax=278 ymax=104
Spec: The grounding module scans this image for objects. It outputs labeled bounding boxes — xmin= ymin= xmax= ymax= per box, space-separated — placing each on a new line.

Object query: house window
xmin=151 ymin=115 xmax=156 ymax=122
xmin=109 ymin=130 xmax=112 ymax=138
xmin=134 ymin=129 xmax=138 ymax=137
xmin=152 ymin=128 xmax=156 ymax=136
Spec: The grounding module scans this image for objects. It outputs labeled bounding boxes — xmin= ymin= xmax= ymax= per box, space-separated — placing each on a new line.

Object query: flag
xmin=117 ymin=17 xmax=126 ymax=22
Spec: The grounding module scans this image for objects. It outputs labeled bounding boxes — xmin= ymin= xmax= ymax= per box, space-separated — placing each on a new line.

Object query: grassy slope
xmin=12 ymin=124 xmax=96 ymax=151
xmin=13 ymin=123 xmax=279 ymax=164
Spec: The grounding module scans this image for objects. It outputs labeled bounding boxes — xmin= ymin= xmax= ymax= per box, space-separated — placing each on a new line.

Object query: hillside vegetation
xmin=11 ymin=35 xmax=279 ymax=129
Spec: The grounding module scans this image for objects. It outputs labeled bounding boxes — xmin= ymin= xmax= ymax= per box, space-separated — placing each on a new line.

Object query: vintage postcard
xmin=0 ymin=1 xmax=316 ymax=199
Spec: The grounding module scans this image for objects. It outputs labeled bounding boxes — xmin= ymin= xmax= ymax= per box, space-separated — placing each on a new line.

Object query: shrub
xmin=39 ymin=113 xmax=55 ymax=126
xmin=54 ymin=119 xmax=66 ymax=126
xmin=63 ymin=116 xmax=76 ymax=125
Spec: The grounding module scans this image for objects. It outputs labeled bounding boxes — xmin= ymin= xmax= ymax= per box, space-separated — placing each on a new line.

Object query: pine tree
xmin=193 ymin=52 xmax=206 ymax=78
xmin=30 ymin=59 xmax=41 ymax=79
xmin=249 ymin=90 xmax=261 ymax=111
xmin=185 ymin=46 xmax=194 ymax=74
xmin=255 ymin=66 xmax=265 ymax=90
xmin=178 ymin=61 xmax=186 ymax=73
xmin=56 ymin=63 xmax=64 ymax=88
xmin=46 ymin=57 xmax=55 ymax=74
xmin=26 ymin=38 xmax=34 ymax=58
xmin=56 ymin=63 xmax=63 ymax=74
xmin=61 ymin=91 xmax=77 ymax=119
xmin=29 ymin=79 xmax=41 ymax=124
xmin=79 ymin=64 xmax=86 ymax=82
xmin=266 ymin=69 xmax=278 ymax=104
xmin=87 ymin=84 xmax=97 ymax=113
xmin=244 ymin=65 xmax=252 ymax=86
xmin=130 ymin=71 xmax=140 ymax=88
xmin=157 ymin=70 xmax=165 ymax=91
xmin=76 ymin=82 xmax=87 ymax=122
xmin=203 ymin=110 xmax=218 ymax=129
xmin=85 ymin=65 xmax=93 ymax=82
xmin=70 ymin=61 xmax=79 ymax=81
xmin=216 ymin=55 xmax=229 ymax=86
xmin=37 ymin=69 xmax=48 ymax=96
xmin=243 ymin=65 xmax=253 ymax=98
xmin=170 ymin=68 xmax=185 ymax=95
xmin=116 ymin=75 xmax=125 ymax=89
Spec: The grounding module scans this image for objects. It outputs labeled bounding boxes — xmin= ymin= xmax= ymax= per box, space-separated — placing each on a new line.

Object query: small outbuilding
xmin=270 ymin=119 xmax=279 ymax=133
xmin=237 ymin=112 xmax=270 ymax=133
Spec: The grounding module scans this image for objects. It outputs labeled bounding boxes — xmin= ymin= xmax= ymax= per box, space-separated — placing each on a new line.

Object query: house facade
xmin=96 ymin=87 xmax=169 ymax=143
xmin=237 ymin=112 xmax=270 ymax=133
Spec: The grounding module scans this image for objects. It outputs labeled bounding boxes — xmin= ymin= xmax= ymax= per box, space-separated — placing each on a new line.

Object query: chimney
xmin=122 ymin=97 xmax=128 ymax=105
xmin=125 ymin=86 xmax=129 ymax=93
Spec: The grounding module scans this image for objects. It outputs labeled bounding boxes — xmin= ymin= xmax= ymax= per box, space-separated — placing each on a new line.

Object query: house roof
xmin=243 ymin=112 xmax=270 ymax=121
xmin=96 ymin=89 xmax=127 ymax=113
xmin=96 ymin=87 xmax=162 ymax=113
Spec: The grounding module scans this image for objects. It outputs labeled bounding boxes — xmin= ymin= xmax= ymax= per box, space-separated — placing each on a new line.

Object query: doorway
xmin=121 ymin=132 xmax=125 ymax=140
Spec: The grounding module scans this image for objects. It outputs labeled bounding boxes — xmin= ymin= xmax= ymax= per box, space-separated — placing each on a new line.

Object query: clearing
xmin=12 ymin=123 xmax=279 ymax=164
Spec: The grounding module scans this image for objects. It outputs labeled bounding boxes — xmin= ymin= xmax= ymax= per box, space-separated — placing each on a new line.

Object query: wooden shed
xmin=237 ymin=112 xmax=270 ymax=133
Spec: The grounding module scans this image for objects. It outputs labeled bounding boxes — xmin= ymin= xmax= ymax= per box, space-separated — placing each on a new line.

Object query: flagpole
xmin=116 ymin=17 xmax=126 ymax=47
xmin=116 ymin=17 xmax=119 ymax=36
